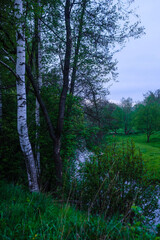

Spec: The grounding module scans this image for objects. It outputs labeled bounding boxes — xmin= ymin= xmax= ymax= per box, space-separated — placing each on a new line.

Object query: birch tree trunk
xmin=35 ymin=0 xmax=42 ymax=177
xmin=15 ymin=0 xmax=39 ymax=192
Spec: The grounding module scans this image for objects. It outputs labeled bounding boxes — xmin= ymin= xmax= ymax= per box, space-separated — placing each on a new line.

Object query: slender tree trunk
xmin=147 ymin=134 xmax=150 ymax=143
xmin=53 ymin=137 xmax=62 ymax=187
xmin=124 ymin=120 xmax=128 ymax=135
xmin=70 ymin=0 xmax=87 ymax=95
xmin=54 ymin=0 xmax=72 ymax=186
xmin=15 ymin=0 xmax=39 ymax=192
xmin=35 ymin=0 xmax=42 ymax=177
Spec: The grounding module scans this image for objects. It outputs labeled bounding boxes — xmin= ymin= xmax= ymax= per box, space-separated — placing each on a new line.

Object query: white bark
xmin=35 ymin=0 xmax=42 ymax=177
xmin=15 ymin=0 xmax=39 ymax=192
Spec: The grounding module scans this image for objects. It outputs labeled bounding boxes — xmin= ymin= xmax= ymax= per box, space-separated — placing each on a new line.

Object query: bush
xmin=77 ymin=140 xmax=158 ymax=221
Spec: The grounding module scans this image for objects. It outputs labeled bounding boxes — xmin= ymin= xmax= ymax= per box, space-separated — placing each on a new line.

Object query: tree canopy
xmin=0 ymin=0 xmax=144 ymax=190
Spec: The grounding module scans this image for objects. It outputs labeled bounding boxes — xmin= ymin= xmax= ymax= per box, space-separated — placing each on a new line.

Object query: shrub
xmin=77 ymin=140 xmax=158 ymax=222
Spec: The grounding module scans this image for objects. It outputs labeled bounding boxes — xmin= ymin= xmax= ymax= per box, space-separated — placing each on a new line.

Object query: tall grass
xmin=0 ymin=181 xmax=156 ymax=239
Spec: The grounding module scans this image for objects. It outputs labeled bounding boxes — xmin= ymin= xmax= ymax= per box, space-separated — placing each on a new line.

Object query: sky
xmin=107 ymin=0 xmax=160 ymax=104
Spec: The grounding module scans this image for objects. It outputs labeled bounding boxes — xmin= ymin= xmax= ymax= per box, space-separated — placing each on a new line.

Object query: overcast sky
xmin=107 ymin=0 xmax=160 ymax=104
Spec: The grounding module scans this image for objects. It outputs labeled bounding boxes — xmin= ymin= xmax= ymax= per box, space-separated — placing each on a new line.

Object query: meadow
xmin=106 ymin=132 xmax=160 ymax=181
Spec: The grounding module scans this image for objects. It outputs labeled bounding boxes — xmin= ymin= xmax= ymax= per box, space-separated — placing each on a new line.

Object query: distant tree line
xmin=85 ymin=90 xmax=160 ymax=144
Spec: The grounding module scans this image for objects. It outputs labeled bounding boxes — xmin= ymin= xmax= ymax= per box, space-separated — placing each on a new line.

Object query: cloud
xmin=108 ymin=0 xmax=160 ymax=102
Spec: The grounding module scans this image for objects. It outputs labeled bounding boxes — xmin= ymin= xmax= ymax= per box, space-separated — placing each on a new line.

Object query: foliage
xmin=156 ymin=224 xmax=160 ymax=237
xmin=77 ymin=140 xmax=158 ymax=221
xmin=109 ymin=105 xmax=123 ymax=133
xmin=0 ymin=0 xmax=145 ymax=191
xmin=0 ymin=181 xmax=156 ymax=240
xmin=128 ymin=204 xmax=156 ymax=239
xmin=134 ymin=101 xmax=160 ymax=142
xmin=121 ymin=97 xmax=134 ymax=135
xmin=101 ymin=102 xmax=123 ymax=133
xmin=84 ymin=100 xmax=123 ymax=147
xmin=0 ymin=88 xmax=27 ymax=184
xmin=37 ymin=88 xmax=86 ymax=190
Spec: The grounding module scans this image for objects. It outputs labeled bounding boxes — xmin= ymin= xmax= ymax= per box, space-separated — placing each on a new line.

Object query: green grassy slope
xmin=0 ymin=182 xmax=156 ymax=240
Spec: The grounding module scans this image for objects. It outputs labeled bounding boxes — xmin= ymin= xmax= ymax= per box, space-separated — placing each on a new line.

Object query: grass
xmin=0 ymin=181 xmax=156 ymax=240
xmin=106 ymin=132 xmax=160 ymax=181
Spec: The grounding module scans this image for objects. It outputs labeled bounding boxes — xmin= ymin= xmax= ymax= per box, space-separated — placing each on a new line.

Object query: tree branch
xmin=1 ymin=48 xmax=16 ymax=64
xmin=40 ymin=18 xmax=65 ymax=43
xmin=1 ymin=84 xmax=16 ymax=89
xmin=0 ymin=58 xmax=57 ymax=144
xmin=26 ymin=64 xmax=57 ymax=143
xmin=0 ymin=60 xmax=21 ymax=81
xmin=0 ymin=24 xmax=16 ymax=52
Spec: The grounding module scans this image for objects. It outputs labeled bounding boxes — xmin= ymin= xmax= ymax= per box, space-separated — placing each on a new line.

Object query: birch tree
xmin=15 ymin=0 xmax=39 ymax=192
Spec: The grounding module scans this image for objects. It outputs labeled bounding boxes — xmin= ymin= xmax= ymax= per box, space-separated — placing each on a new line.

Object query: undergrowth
xmin=0 ymin=181 xmax=157 ymax=239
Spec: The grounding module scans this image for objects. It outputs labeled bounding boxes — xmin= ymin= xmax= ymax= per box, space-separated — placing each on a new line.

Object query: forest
xmin=0 ymin=0 xmax=160 ymax=239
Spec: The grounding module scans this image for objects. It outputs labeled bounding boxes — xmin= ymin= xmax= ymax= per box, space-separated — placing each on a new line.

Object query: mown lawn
xmin=106 ymin=132 xmax=160 ymax=181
